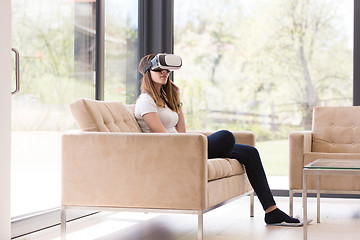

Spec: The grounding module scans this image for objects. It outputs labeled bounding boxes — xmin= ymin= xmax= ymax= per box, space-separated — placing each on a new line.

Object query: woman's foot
xmin=265 ymin=208 xmax=300 ymax=225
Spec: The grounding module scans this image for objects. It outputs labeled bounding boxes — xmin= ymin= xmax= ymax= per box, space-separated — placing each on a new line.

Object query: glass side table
xmin=302 ymin=159 xmax=360 ymax=240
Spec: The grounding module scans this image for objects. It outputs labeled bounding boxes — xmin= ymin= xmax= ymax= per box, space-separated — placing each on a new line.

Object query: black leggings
xmin=207 ymin=130 xmax=276 ymax=210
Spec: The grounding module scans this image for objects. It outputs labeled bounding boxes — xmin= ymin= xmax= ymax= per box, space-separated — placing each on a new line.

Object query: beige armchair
xmin=61 ymin=99 xmax=255 ymax=240
xmin=289 ymin=106 xmax=360 ymax=216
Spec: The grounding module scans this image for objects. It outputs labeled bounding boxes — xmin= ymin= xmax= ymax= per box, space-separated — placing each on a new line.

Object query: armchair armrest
xmin=190 ymin=131 xmax=255 ymax=147
xmin=62 ymin=132 xmax=208 ymax=210
xmin=289 ymin=131 xmax=313 ymax=189
xmin=233 ymin=131 xmax=256 ymax=146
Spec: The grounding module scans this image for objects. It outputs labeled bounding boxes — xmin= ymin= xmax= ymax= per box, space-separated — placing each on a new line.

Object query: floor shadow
xmin=95 ymin=217 xmax=176 ymax=240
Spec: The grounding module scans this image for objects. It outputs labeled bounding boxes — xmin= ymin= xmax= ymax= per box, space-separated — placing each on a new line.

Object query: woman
xmin=134 ymin=54 xmax=300 ymax=225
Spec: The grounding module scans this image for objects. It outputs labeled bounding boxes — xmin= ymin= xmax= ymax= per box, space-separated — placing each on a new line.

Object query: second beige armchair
xmin=289 ymin=106 xmax=360 ymax=216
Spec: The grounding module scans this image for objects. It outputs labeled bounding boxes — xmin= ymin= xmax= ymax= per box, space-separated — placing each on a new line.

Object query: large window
xmin=11 ymin=0 xmax=138 ymax=237
xmin=9 ymin=0 xmax=355 ymax=237
xmin=174 ymin=0 xmax=354 ymax=184
xmin=104 ymin=0 xmax=138 ymax=103
xmin=11 ymin=0 xmax=95 ymax=219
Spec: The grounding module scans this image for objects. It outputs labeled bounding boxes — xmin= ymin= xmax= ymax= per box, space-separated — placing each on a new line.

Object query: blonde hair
xmin=138 ymin=54 xmax=181 ymax=113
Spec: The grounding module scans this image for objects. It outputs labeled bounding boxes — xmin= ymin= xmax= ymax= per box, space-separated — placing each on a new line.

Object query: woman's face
xmin=150 ymin=69 xmax=170 ymax=86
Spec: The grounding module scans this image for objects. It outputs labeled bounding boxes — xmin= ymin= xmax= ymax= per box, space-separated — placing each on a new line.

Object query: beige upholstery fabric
xmin=208 ymin=158 xmax=245 ymax=181
xmin=208 ymin=174 xmax=252 ymax=207
xmin=289 ymin=106 xmax=360 ymax=191
xmin=312 ymin=106 xmax=360 ymax=153
xmin=70 ymin=99 xmax=141 ymax=132
xmin=62 ymin=132 xmax=208 ymax=210
xmin=192 ymin=131 xmax=255 ymax=147
xmin=63 ymin=99 xmax=254 ymax=212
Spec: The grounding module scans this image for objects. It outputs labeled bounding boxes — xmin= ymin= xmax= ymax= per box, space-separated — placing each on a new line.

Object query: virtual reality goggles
xmin=143 ymin=53 xmax=182 ymax=74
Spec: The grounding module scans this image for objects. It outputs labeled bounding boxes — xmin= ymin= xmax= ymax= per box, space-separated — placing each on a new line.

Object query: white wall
xmin=0 ymin=0 xmax=12 ymax=239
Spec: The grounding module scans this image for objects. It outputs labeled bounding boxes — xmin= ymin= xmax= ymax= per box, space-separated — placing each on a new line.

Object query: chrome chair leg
xmin=198 ymin=212 xmax=203 ymax=240
xmin=289 ymin=189 xmax=294 ymax=217
xmin=250 ymin=191 xmax=254 ymax=217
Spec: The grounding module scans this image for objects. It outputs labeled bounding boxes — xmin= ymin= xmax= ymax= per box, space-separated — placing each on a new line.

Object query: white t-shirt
xmin=135 ymin=93 xmax=179 ymax=133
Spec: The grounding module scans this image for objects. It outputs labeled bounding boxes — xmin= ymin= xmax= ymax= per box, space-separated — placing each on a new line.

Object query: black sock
xmin=265 ymin=208 xmax=300 ymax=224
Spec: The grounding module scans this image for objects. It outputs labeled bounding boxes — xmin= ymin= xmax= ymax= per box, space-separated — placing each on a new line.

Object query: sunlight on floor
xmin=15 ymin=197 xmax=360 ymax=240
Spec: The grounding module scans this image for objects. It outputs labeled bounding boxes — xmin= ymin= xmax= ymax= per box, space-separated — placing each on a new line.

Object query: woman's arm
xmin=143 ymin=110 xmax=186 ymax=133
xmin=142 ymin=112 xmax=168 ymax=133
xmin=176 ymin=107 xmax=186 ymax=133
xmin=171 ymin=81 xmax=186 ymax=133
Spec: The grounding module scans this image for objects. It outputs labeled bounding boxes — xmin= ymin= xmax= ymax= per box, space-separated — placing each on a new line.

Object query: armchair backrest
xmin=312 ymin=106 xmax=360 ymax=153
xmin=70 ymin=99 xmax=142 ymax=133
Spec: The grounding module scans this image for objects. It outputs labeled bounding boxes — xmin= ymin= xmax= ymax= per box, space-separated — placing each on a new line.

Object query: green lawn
xmin=255 ymin=139 xmax=289 ymax=176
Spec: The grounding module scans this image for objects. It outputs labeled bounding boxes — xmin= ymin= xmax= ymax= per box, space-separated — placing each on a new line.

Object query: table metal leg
xmin=303 ymin=172 xmax=308 ymax=240
xmin=317 ymin=175 xmax=321 ymax=223
xmin=61 ymin=206 xmax=66 ymax=240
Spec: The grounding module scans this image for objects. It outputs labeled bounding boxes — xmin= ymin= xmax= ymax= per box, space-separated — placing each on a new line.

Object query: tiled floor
xmin=15 ymin=196 xmax=360 ymax=240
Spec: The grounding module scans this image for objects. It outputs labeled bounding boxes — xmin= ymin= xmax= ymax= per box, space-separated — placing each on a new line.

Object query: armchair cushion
xmin=312 ymin=106 xmax=360 ymax=153
xmin=208 ymin=158 xmax=245 ymax=181
xmin=70 ymin=99 xmax=141 ymax=132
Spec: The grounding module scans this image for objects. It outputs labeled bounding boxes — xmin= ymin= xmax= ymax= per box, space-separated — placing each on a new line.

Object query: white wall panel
xmin=0 ymin=0 xmax=12 ymax=239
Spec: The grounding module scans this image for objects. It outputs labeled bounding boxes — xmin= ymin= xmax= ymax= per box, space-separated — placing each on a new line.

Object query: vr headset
xmin=143 ymin=53 xmax=182 ymax=74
